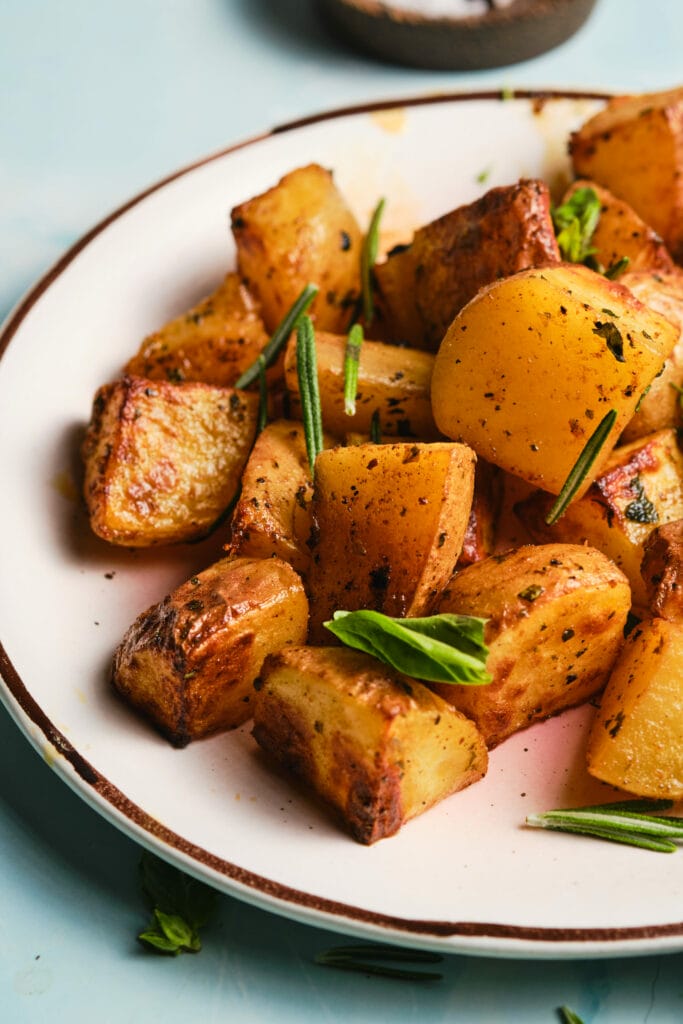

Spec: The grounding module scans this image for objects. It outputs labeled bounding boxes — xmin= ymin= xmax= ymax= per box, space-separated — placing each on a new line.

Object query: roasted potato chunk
xmin=562 ymin=180 xmax=675 ymax=275
xmin=253 ymin=646 xmax=488 ymax=844
xmin=112 ymin=557 xmax=308 ymax=746
xmin=284 ymin=330 xmax=439 ymax=440
xmin=517 ymin=429 xmax=683 ymax=609
xmin=457 ymin=459 xmax=502 ymax=567
xmin=308 ymin=441 xmax=476 ymax=639
xmin=587 ymin=617 xmax=683 ymax=800
xmin=619 ymin=269 xmax=683 ymax=443
xmin=641 ymin=520 xmax=683 ymax=620
xmin=431 ymin=544 xmax=631 ymax=747
xmin=431 ymin=264 xmax=677 ymax=498
xmin=82 ymin=376 xmax=257 ymax=546
xmin=570 ymin=87 xmax=683 ymax=262
xmin=231 ymin=163 xmax=362 ymax=333
xmin=375 ymin=179 xmax=560 ymax=350
xmin=123 ymin=273 xmax=269 ymax=387
xmin=228 ymin=419 xmax=336 ymax=576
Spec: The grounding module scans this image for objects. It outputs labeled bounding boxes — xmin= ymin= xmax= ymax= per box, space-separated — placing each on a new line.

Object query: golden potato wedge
xmin=641 ymin=520 xmax=683 ymax=620
xmin=570 ymin=87 xmax=683 ymax=261
xmin=619 ymin=269 xmax=683 ymax=443
xmin=284 ymin=329 xmax=439 ymax=440
xmin=432 ymin=544 xmax=631 ymax=747
xmin=231 ymin=163 xmax=362 ymax=333
xmin=82 ymin=376 xmax=258 ymax=546
xmin=123 ymin=273 xmax=269 ymax=387
xmin=253 ymin=645 xmax=488 ymax=844
xmin=112 ymin=556 xmax=308 ymax=746
xmin=228 ymin=419 xmax=337 ymax=576
xmin=587 ymin=617 xmax=683 ymax=799
xmin=308 ymin=441 xmax=476 ymax=639
xmin=375 ymin=179 xmax=559 ymax=350
xmin=562 ymin=180 xmax=675 ymax=275
xmin=431 ymin=263 xmax=677 ymax=498
xmin=517 ymin=429 xmax=683 ymax=609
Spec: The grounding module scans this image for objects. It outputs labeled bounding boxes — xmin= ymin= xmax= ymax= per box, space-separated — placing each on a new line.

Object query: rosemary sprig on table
xmin=544 ymin=409 xmax=617 ymax=525
xmin=315 ymin=944 xmax=443 ymax=982
xmin=324 ymin=610 xmax=491 ymax=685
xmin=235 ymin=282 xmax=318 ymax=389
xmin=360 ymin=197 xmax=386 ymax=326
xmin=344 ymin=323 xmax=363 ymax=416
xmin=526 ymin=799 xmax=682 ymax=853
xmin=296 ymin=315 xmax=323 ymax=474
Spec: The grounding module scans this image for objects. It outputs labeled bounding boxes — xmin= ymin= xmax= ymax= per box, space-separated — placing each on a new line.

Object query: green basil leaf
xmin=324 ymin=610 xmax=491 ymax=685
xmin=154 ymin=909 xmax=200 ymax=951
xmin=138 ymin=928 xmax=182 ymax=955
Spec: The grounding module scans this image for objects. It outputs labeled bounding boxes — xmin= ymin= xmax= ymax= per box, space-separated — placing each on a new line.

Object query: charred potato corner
xmin=82 ymin=86 xmax=683 ymax=845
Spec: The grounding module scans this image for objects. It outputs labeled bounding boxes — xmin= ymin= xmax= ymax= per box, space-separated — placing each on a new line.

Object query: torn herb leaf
xmin=624 ymin=476 xmax=658 ymax=524
xmin=138 ymin=851 xmax=217 ymax=955
xmin=324 ymin=610 xmax=491 ymax=685
xmin=593 ymin=320 xmax=625 ymax=362
xmin=552 ymin=187 xmax=601 ymax=264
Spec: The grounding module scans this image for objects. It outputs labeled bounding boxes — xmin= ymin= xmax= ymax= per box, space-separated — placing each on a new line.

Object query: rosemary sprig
xmin=256 ymin=355 xmax=268 ymax=435
xmin=526 ymin=799 xmax=681 ymax=853
xmin=235 ymin=283 xmax=318 ymax=389
xmin=544 ymin=409 xmax=617 ymax=525
xmin=361 ymin=198 xmax=386 ymax=326
xmin=315 ymin=944 xmax=443 ymax=982
xmin=296 ymin=315 xmax=323 ymax=474
xmin=370 ymin=408 xmax=381 ymax=444
xmin=344 ymin=323 xmax=363 ymax=416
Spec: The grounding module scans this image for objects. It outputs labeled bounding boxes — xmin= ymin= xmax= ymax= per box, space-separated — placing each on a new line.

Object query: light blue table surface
xmin=3 ymin=2 xmax=683 ymax=1021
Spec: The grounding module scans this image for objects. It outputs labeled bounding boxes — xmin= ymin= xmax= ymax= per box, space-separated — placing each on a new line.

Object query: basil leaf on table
xmin=324 ymin=610 xmax=491 ymax=685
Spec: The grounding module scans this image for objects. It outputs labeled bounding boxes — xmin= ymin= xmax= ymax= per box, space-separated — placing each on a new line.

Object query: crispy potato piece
xmin=457 ymin=458 xmax=502 ymax=567
xmin=375 ymin=179 xmax=560 ymax=350
xmin=563 ymin=180 xmax=675 ymax=274
xmin=431 ymin=544 xmax=631 ymax=748
xmin=231 ymin=164 xmax=362 ymax=333
xmin=123 ymin=273 xmax=269 ymax=387
xmin=587 ymin=617 xmax=683 ymax=799
xmin=112 ymin=557 xmax=308 ymax=747
xmin=432 ymin=264 xmax=677 ymax=498
xmin=517 ymin=429 xmax=683 ymax=609
xmin=228 ymin=419 xmax=336 ymax=576
xmin=82 ymin=376 xmax=257 ymax=546
xmin=570 ymin=87 xmax=683 ymax=261
xmin=619 ymin=269 xmax=683 ymax=443
xmin=253 ymin=646 xmax=488 ymax=844
xmin=284 ymin=330 xmax=439 ymax=440
xmin=641 ymin=520 xmax=683 ymax=620
xmin=308 ymin=441 xmax=476 ymax=639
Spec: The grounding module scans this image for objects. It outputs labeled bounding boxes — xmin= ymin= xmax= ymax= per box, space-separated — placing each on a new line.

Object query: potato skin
xmin=432 ymin=263 xmax=677 ymax=498
xmin=82 ymin=376 xmax=257 ymax=546
xmin=308 ymin=441 xmax=476 ymax=640
xmin=587 ymin=617 xmax=683 ymax=799
xmin=253 ymin=646 xmax=487 ymax=844
xmin=231 ymin=163 xmax=362 ymax=333
xmin=432 ymin=544 xmax=631 ymax=747
xmin=641 ymin=520 xmax=683 ymax=620
xmin=112 ymin=556 xmax=308 ymax=746
xmin=570 ymin=87 xmax=683 ymax=262
xmin=375 ymin=179 xmax=559 ymax=350
xmin=284 ymin=330 xmax=439 ymax=441
xmin=124 ymin=273 xmax=269 ymax=387
xmin=517 ymin=429 xmax=683 ymax=609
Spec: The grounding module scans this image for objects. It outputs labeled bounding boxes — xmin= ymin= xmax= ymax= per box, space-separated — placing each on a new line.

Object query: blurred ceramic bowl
xmin=318 ymin=0 xmax=599 ymax=70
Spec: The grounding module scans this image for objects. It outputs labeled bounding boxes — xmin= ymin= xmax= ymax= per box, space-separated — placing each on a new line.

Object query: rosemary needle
xmin=235 ymin=282 xmax=318 ymax=389
xmin=526 ymin=799 xmax=681 ymax=853
xmin=361 ymin=198 xmax=386 ymax=326
xmin=545 ymin=409 xmax=617 ymax=525
xmin=315 ymin=943 xmax=443 ymax=982
xmin=256 ymin=355 xmax=267 ymax=435
xmin=343 ymin=323 xmax=363 ymax=416
xmin=296 ymin=315 xmax=323 ymax=474
xmin=370 ymin=408 xmax=381 ymax=444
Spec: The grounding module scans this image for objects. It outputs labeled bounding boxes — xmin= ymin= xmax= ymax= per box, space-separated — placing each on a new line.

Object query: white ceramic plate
xmin=3 ymin=91 xmax=683 ymax=960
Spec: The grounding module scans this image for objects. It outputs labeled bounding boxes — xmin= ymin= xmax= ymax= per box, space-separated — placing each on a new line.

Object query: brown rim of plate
xmin=318 ymin=0 xmax=599 ymax=71
xmin=5 ymin=88 xmax=682 ymax=954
